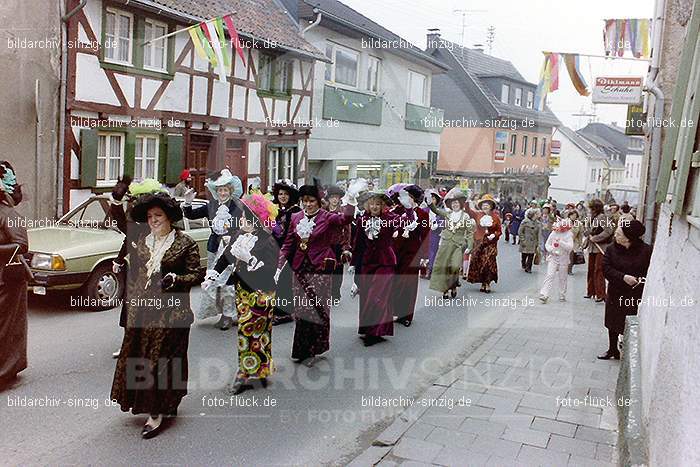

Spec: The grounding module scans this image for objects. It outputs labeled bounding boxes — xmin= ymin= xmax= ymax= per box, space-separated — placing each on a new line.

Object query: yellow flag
xmin=189 ymin=28 xmax=208 ymax=60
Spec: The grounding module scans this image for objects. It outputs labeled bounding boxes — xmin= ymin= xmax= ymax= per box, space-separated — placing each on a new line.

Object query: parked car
xmin=27 ymin=194 xmax=211 ymax=311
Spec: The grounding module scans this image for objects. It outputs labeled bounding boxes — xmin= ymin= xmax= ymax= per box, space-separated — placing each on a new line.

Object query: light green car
xmin=27 ymin=194 xmax=211 ymax=311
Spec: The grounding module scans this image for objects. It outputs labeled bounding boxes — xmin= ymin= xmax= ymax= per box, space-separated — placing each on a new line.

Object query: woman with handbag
xmin=517 ymin=208 xmax=540 ymax=273
xmin=277 ymin=181 xmax=358 ymax=366
xmin=111 ymin=192 xmax=203 ymax=439
xmin=567 ymin=210 xmax=585 ymax=274
xmin=465 ymin=194 xmax=502 ymax=293
xmin=0 ymin=161 xmax=29 ymax=387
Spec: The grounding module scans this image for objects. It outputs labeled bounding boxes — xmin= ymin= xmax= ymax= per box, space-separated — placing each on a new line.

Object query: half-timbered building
xmin=63 ymin=0 xmax=325 ymax=210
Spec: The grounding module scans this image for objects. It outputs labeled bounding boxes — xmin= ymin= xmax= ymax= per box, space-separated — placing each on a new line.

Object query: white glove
xmin=231 ymin=242 xmax=253 ymax=263
xmin=274 ymin=267 xmax=282 ymax=284
xmin=201 ymin=279 xmax=214 ymax=291
xmin=487 ymin=234 xmax=496 ymax=240
xmin=112 ymin=261 xmax=122 ymax=274
xmin=347 ymin=265 xmax=355 ymax=274
xmin=347 ymin=178 xmax=368 ymax=198
xmin=183 ymin=188 xmax=196 ymax=205
xmin=204 ymin=269 xmax=220 ymax=281
xmin=350 ymin=283 xmax=359 ymax=298
xmin=464 ymin=249 xmax=471 ymax=255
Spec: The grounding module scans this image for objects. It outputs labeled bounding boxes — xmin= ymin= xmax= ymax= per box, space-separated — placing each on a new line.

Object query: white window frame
xmin=501 ymin=84 xmax=510 ymax=104
xmin=134 ymin=135 xmax=160 ymax=180
xmin=96 ymin=132 xmax=125 ymax=187
xmin=527 ymin=90 xmax=534 ymax=109
xmin=325 ymin=42 xmax=360 ymax=89
xmin=143 ymin=18 xmax=168 ymax=72
xmin=104 ymin=8 xmax=134 ymax=66
xmin=590 ymin=168 xmax=597 ymax=182
xmin=407 ymin=70 xmax=428 ymax=106
xmin=515 ymin=88 xmax=522 ymax=106
xmin=268 ymin=147 xmax=296 ymax=187
xmin=366 ymin=55 xmax=381 ymax=94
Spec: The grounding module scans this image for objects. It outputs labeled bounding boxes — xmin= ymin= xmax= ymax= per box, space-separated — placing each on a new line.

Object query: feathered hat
xmin=206 ymin=169 xmax=243 ymax=200
xmin=272 ymin=179 xmax=299 ymax=205
xmin=241 ymin=193 xmax=278 ymax=231
xmin=477 ymin=194 xmax=497 ymax=210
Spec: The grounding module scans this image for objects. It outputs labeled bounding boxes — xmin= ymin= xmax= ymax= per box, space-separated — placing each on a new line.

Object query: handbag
xmin=571 ymin=250 xmax=586 ymax=265
xmin=534 ymin=247 xmax=541 ymax=265
xmin=0 ymin=245 xmax=34 ymax=284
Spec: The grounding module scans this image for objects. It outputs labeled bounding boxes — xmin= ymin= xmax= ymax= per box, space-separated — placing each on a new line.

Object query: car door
xmin=182 ymin=202 xmax=211 ymax=269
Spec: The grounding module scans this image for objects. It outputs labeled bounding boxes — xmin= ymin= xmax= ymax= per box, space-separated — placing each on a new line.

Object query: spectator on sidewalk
xmin=509 ymin=203 xmax=525 ymax=245
xmin=599 ymin=219 xmax=652 ymax=359
xmin=173 ymin=169 xmax=193 ymax=197
xmin=567 ymin=210 xmax=584 ymax=275
xmin=585 ymin=199 xmax=613 ymax=302
xmin=539 ymin=219 xmax=574 ymax=303
xmin=539 ymin=204 xmax=555 ymax=258
xmin=518 ymin=208 xmax=540 ymax=273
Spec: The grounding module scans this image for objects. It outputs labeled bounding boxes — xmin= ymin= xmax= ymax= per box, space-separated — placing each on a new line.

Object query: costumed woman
xmin=277 ymin=180 xmax=361 ymax=366
xmin=428 ymin=187 xmax=475 ymax=299
xmin=424 ymin=190 xmax=445 ymax=280
xmin=517 ymin=208 xmax=540 ymax=273
xmin=111 ymin=191 xmax=203 ymax=439
xmin=325 ymin=184 xmax=352 ymax=303
xmin=351 ymin=190 xmax=398 ymax=346
xmin=389 ymin=184 xmax=429 ymax=327
xmin=270 ymin=179 xmax=301 ymax=325
xmin=539 ymin=219 xmax=574 ymax=303
xmin=509 ymin=203 xmax=525 ymax=245
xmin=182 ymin=169 xmax=243 ymax=330
xmin=466 ymin=194 xmax=502 ymax=293
xmin=203 ymin=193 xmax=279 ymax=394
xmin=0 ymin=161 xmax=29 ymax=387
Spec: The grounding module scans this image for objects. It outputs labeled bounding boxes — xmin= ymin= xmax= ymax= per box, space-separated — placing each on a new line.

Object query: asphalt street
xmin=0 ymin=241 xmax=557 ymax=465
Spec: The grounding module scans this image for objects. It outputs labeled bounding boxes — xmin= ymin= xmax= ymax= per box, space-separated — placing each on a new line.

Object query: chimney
xmin=427 ymin=28 xmax=441 ymax=49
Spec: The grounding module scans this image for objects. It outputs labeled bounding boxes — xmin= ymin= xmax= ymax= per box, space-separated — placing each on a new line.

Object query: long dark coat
xmin=0 ymin=201 xmax=28 ymax=381
xmin=111 ymin=229 xmax=203 ymax=416
xmin=602 ymin=240 xmax=652 ymax=334
xmin=509 ymin=208 xmax=525 ymax=236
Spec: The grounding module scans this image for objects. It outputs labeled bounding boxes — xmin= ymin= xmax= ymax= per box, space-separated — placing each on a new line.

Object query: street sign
xmin=550 ymin=140 xmax=561 ymax=154
xmin=626 ymin=104 xmax=646 ymax=135
xmin=494 ymin=150 xmax=506 ymax=162
xmin=592 ymin=77 xmax=643 ymax=104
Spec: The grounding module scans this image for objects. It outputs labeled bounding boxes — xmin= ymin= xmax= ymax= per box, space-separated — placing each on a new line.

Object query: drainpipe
xmin=642 ymin=0 xmax=666 ymax=244
xmin=302 ymin=9 xmax=322 ymax=36
xmin=57 ymin=0 xmax=87 ymax=216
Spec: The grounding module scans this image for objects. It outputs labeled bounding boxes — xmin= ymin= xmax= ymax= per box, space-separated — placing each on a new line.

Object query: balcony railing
xmin=404 ymin=103 xmax=444 ymax=133
xmin=322 ymin=85 xmax=382 ymax=125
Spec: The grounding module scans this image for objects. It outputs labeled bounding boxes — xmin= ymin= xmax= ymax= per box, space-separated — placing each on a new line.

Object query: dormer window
xmin=515 ymin=88 xmax=522 ymax=106
xmin=527 ymin=91 xmax=534 ymax=109
xmin=500 ymin=84 xmax=510 ymax=104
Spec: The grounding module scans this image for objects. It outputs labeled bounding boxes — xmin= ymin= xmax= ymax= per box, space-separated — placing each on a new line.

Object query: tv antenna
xmin=453 ymin=8 xmax=487 ymax=47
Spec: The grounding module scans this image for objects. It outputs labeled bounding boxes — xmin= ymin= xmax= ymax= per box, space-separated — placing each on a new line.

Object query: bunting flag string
xmin=604 ymin=18 xmax=651 ymax=58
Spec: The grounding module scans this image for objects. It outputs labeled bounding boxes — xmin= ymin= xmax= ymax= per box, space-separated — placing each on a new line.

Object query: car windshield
xmin=59 ymin=198 xmax=111 ymax=229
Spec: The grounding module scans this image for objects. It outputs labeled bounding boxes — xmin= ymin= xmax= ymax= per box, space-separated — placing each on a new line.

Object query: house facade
xmin=548 ymin=127 xmax=607 ymax=204
xmin=298 ymin=0 xmax=447 ymax=189
xmin=426 ymin=32 xmax=559 ymax=201
xmin=578 ymin=122 xmax=645 ymax=205
xmin=63 ymin=0 xmax=324 ymax=210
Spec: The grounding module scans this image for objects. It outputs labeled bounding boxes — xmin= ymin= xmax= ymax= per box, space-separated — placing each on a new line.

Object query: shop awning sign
xmin=592 ymin=77 xmax=643 ymax=104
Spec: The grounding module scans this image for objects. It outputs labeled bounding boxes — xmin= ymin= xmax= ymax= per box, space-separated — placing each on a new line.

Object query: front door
xmin=187 ymin=135 xmax=211 ymax=197
xmin=224 ymin=138 xmax=247 ymax=190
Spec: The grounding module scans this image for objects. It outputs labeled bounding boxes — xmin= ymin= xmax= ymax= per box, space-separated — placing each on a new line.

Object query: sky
xmin=338 ymin=0 xmax=654 ymax=130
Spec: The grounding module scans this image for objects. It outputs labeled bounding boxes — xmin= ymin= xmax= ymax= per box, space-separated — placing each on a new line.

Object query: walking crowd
xmin=0 ymin=162 xmax=652 ymax=440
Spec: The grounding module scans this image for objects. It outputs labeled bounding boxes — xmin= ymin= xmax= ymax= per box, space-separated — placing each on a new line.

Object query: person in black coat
xmin=598 ymin=220 xmax=652 ymax=359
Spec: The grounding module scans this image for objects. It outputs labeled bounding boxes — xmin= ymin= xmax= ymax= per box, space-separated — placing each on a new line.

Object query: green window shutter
xmin=656 ymin=1 xmax=700 ymax=203
xmin=670 ymin=29 xmax=700 ymax=215
xmin=165 ymin=134 xmax=184 ymax=184
xmin=124 ymin=131 xmax=136 ymax=179
xmin=80 ymin=129 xmax=99 ymax=187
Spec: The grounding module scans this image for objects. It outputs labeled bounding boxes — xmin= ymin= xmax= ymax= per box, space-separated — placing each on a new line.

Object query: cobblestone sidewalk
xmin=350 ymin=273 xmax=619 ymax=467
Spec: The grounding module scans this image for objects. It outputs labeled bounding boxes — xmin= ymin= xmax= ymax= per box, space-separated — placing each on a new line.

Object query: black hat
xmin=621 ymin=219 xmax=645 ymax=241
xmin=273 ymin=179 xmax=299 ymax=205
xmin=299 ymin=184 xmax=322 ymax=200
xmin=324 ymin=184 xmax=345 ymax=199
xmin=404 ymin=184 xmax=425 ymax=204
xmin=131 ymin=192 xmax=183 ymax=223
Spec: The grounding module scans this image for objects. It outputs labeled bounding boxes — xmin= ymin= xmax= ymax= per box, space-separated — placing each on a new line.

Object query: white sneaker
xmin=559 ymin=295 xmax=566 ymax=302
xmin=538 ymin=295 xmax=548 ymax=303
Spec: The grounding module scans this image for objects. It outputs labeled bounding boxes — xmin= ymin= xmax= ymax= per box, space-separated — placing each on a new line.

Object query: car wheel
xmin=81 ymin=262 xmax=124 ymax=311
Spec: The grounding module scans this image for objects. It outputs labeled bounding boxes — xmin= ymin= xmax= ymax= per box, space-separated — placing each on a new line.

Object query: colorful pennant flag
xmin=534 ymin=53 xmax=559 ymax=110
xmin=562 ymin=54 xmax=590 ymax=96
xmin=604 ymin=18 xmax=651 ymax=58
xmin=223 ymin=14 xmax=247 ymax=67
xmin=203 ymin=21 xmax=228 ymax=81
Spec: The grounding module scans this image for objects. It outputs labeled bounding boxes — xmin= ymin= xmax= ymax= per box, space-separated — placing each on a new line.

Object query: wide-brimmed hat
xmin=131 ymin=192 xmax=183 ymax=223
xmin=324 ymin=184 xmax=345 ymax=199
xmin=403 ymin=184 xmax=425 ymax=204
xmin=272 ymin=179 xmax=299 ymax=204
xmin=206 ymin=169 xmax=243 ymax=200
xmin=361 ymin=190 xmax=391 ymax=207
xmin=387 ymin=182 xmax=409 ymax=200
xmin=443 ymin=186 xmax=467 ymax=205
xmin=241 ymin=193 xmax=278 ymax=231
xmin=0 ymin=160 xmax=22 ymax=206
xmin=477 ymin=194 xmax=497 ymax=210
xmin=620 ymin=219 xmax=645 ymax=241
